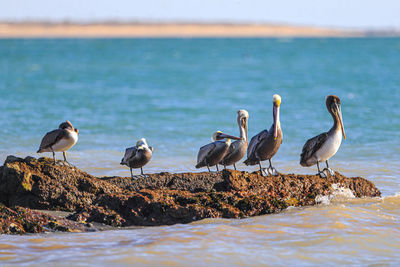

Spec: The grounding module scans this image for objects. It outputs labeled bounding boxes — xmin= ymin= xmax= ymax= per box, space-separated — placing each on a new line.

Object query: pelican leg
xmin=267 ymin=159 xmax=278 ymax=176
xmin=61 ymin=151 xmax=74 ymax=167
xmin=233 ymin=163 xmax=237 ymax=170
xmin=216 ymin=164 xmax=219 ymax=171
xmin=223 ymin=164 xmax=226 ymax=170
xmin=51 ymin=147 xmax=56 ymax=164
xmin=130 ymin=167 xmax=134 ymax=178
xmin=323 ymin=160 xmax=335 ymax=176
xmin=259 ymin=160 xmax=268 ymax=177
xmin=317 ymin=162 xmax=327 ymax=178
xmin=206 ymin=165 xmax=211 ymax=172
xmin=139 ymin=167 xmax=149 ymax=178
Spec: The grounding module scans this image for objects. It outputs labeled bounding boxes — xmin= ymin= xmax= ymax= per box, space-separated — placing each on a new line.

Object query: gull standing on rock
xmin=300 ymin=95 xmax=346 ymax=178
xmin=196 ymin=131 xmax=242 ymax=172
xmin=121 ymin=138 xmax=153 ymax=178
xmin=244 ymin=94 xmax=283 ymax=176
xmin=220 ymin=110 xmax=249 ymax=170
xmin=37 ymin=121 xmax=79 ymax=164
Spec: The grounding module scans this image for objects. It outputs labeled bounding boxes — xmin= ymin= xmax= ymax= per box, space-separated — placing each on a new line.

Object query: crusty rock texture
xmin=0 ymin=204 xmax=94 ymax=234
xmin=0 ymin=156 xmax=381 ymax=234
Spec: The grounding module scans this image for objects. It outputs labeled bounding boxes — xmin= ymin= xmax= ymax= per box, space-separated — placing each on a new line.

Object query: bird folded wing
xmin=300 ymin=132 xmax=328 ymax=166
xmin=123 ymin=147 xmax=137 ymax=162
xmin=246 ymin=130 xmax=268 ymax=160
xmin=39 ymin=129 xmax=64 ymax=149
xmin=197 ymin=143 xmax=216 ymax=166
xmin=224 ymin=140 xmax=239 ymax=159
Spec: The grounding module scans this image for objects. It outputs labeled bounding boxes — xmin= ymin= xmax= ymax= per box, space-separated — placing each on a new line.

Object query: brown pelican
xmin=121 ymin=138 xmax=153 ymax=178
xmin=196 ymin=131 xmax=242 ymax=172
xmin=300 ymin=95 xmax=346 ymax=178
xmin=37 ymin=121 xmax=79 ymax=164
xmin=220 ymin=110 xmax=249 ymax=170
xmin=244 ymin=94 xmax=282 ymax=176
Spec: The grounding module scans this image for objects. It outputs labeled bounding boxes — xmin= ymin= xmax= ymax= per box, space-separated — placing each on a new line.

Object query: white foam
xmin=315 ymin=183 xmax=355 ymax=205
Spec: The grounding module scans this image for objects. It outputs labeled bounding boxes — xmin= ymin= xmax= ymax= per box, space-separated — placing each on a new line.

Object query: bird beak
xmin=218 ymin=132 xmax=242 ymax=140
xmin=273 ymin=105 xmax=279 ymax=139
xmin=241 ymin=117 xmax=248 ymax=140
xmin=336 ymin=103 xmax=346 ymax=140
xmin=75 ymin=128 xmax=79 ymax=134
xmin=240 ymin=117 xmax=247 ymax=131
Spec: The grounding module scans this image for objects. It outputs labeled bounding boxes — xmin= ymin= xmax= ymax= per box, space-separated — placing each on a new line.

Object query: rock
xmin=0 ymin=156 xmax=381 ymax=232
xmin=0 ymin=203 xmax=95 ymax=234
xmin=0 ymin=156 xmax=122 ymax=210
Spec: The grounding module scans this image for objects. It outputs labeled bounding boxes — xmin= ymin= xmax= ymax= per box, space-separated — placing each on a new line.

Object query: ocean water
xmin=1 ymin=38 xmax=400 ymax=265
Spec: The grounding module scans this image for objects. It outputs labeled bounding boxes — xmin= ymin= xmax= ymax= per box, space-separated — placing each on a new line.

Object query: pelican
xmin=37 ymin=120 xmax=79 ymax=164
xmin=121 ymin=138 xmax=153 ymax=178
xmin=196 ymin=131 xmax=242 ymax=172
xmin=300 ymin=95 xmax=346 ymax=178
xmin=220 ymin=110 xmax=249 ymax=170
xmin=244 ymin=94 xmax=282 ymax=176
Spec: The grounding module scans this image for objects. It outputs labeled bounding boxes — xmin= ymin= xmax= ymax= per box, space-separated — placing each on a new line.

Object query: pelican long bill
xmin=273 ymin=105 xmax=279 ymax=139
xmin=217 ymin=132 xmax=242 ymax=141
xmin=336 ymin=103 xmax=346 ymax=140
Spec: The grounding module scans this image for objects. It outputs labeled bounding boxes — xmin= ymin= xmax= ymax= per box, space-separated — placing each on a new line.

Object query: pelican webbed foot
xmin=130 ymin=174 xmax=148 ymax=179
xmin=54 ymin=160 xmax=73 ymax=167
xmin=316 ymin=161 xmax=329 ymax=178
xmin=260 ymin=168 xmax=269 ymax=177
xmin=267 ymin=166 xmax=279 ymax=176
xmin=316 ymin=171 xmax=328 ymax=178
xmin=258 ymin=160 xmax=268 ymax=177
xmin=65 ymin=161 xmax=74 ymax=168
xmin=323 ymin=161 xmax=335 ymax=176
xmin=322 ymin=168 xmax=335 ymax=177
xmin=265 ymin=159 xmax=279 ymax=176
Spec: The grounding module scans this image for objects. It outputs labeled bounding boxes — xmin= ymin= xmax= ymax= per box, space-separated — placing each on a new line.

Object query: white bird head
xmin=136 ymin=138 xmax=148 ymax=149
xmin=273 ymin=94 xmax=281 ymax=107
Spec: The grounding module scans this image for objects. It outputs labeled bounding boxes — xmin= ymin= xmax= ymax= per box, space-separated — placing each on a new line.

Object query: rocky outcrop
xmin=0 ymin=203 xmax=94 ymax=234
xmin=0 ymin=156 xmax=381 ymax=233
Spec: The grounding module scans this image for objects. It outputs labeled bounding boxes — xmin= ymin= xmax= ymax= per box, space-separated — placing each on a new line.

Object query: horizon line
xmin=1 ymin=19 xmax=399 ymax=31
xmin=0 ymin=21 xmax=399 ymax=38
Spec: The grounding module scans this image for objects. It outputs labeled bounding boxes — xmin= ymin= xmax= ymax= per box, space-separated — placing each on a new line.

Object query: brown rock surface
xmin=0 ymin=203 xmax=94 ymax=234
xmin=0 ymin=156 xmax=381 ymax=233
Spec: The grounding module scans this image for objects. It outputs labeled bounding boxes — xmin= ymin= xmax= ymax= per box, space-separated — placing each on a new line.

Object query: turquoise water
xmin=1 ymin=38 xmax=400 ymax=265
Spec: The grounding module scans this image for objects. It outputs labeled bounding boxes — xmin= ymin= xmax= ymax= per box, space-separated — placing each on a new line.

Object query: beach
xmin=0 ymin=22 xmax=364 ymax=38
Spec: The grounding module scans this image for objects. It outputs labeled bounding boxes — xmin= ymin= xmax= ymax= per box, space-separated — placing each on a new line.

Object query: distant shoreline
xmin=0 ymin=22 xmax=384 ymax=38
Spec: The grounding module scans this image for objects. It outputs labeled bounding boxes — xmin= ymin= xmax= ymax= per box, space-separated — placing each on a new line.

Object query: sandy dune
xmin=0 ymin=22 xmax=363 ymax=38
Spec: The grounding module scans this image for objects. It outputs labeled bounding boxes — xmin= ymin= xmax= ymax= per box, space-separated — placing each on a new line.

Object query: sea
xmin=0 ymin=38 xmax=399 ymax=265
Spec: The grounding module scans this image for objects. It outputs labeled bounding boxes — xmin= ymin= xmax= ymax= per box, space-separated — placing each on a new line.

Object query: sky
xmin=1 ymin=0 xmax=400 ymax=29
